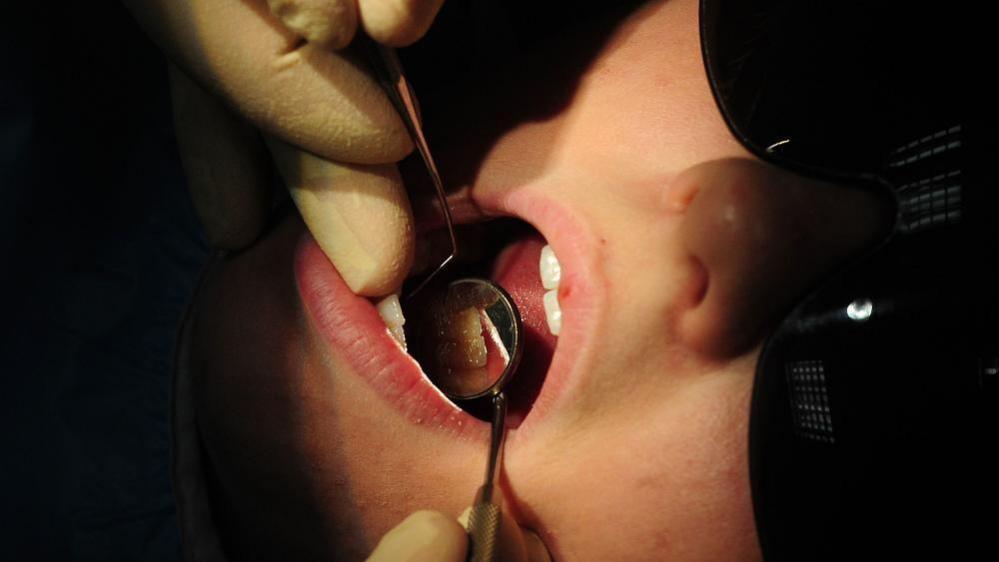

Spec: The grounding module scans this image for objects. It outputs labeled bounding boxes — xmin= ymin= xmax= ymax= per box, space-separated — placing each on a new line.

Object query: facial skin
xmin=184 ymin=1 xmax=888 ymax=560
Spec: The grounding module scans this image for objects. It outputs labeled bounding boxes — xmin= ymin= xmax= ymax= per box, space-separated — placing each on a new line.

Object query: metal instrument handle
xmin=466 ymin=498 xmax=502 ymax=562
xmin=466 ymin=394 xmax=508 ymax=562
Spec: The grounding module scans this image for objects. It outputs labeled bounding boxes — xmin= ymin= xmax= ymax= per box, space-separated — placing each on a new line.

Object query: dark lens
xmin=750 ymin=243 xmax=999 ymax=562
xmin=702 ymin=4 xmax=995 ymax=562
xmin=700 ymin=0 xmax=966 ymax=176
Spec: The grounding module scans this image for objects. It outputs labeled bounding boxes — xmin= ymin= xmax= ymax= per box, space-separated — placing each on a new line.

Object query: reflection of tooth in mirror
xmin=412 ymin=278 xmax=523 ymax=400
xmin=434 ymin=306 xmax=488 ymax=370
xmin=432 ymin=303 xmax=515 ymax=396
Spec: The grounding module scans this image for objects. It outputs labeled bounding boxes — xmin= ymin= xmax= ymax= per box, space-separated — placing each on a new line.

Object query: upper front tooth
xmin=539 ymin=245 xmax=561 ymax=290
xmin=375 ymin=293 xmax=407 ymax=351
xmin=543 ymin=290 xmax=562 ymax=336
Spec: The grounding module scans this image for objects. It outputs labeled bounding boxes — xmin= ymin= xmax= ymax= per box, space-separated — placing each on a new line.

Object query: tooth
xmin=540 ymin=245 xmax=563 ymax=337
xmin=543 ymin=289 xmax=562 ymax=336
xmin=539 ymin=245 xmax=561 ymax=290
xmin=435 ymin=306 xmax=488 ymax=369
xmin=375 ymin=293 xmax=407 ymax=351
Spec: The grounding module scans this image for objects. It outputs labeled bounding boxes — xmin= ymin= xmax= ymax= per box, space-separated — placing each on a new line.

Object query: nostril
xmin=684 ymin=255 xmax=709 ymax=308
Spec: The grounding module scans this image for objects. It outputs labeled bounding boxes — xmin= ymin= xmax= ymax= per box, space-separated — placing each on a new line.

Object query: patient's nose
xmin=668 ymin=158 xmax=892 ymax=358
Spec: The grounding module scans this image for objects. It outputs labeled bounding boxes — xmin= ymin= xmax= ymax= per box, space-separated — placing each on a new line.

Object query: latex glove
xmin=365 ymin=511 xmax=467 ymax=562
xmin=124 ymin=0 xmax=445 ymax=296
xmin=365 ymin=509 xmax=552 ymax=562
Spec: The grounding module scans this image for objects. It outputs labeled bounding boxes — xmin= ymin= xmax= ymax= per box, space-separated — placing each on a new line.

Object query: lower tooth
xmin=543 ymin=289 xmax=562 ymax=336
xmin=375 ymin=293 xmax=407 ymax=351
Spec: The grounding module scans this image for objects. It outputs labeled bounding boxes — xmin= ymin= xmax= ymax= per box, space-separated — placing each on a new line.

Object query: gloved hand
xmin=123 ymin=0 xmax=446 ymax=296
xmin=366 ymin=509 xmax=552 ymax=562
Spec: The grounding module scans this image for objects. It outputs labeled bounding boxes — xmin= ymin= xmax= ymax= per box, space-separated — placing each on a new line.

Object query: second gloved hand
xmin=365 ymin=509 xmax=552 ymax=562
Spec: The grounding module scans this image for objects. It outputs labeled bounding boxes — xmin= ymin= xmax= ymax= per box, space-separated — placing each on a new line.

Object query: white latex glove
xmin=366 ymin=509 xmax=552 ymax=562
xmin=124 ymin=0 xmax=446 ymax=296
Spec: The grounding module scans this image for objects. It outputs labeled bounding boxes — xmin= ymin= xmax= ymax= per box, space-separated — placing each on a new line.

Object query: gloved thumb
xmin=365 ymin=511 xmax=467 ymax=562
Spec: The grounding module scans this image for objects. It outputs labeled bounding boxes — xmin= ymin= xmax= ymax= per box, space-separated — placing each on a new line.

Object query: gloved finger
xmin=458 ymin=506 xmax=552 ymax=562
xmin=265 ymin=0 xmax=358 ymax=49
xmin=366 ymin=510 xmax=468 ymax=562
xmin=359 ymin=0 xmax=447 ymax=46
xmin=123 ymin=0 xmax=412 ymax=166
xmin=169 ymin=64 xmax=273 ymax=250
xmin=267 ymin=136 xmax=414 ymax=297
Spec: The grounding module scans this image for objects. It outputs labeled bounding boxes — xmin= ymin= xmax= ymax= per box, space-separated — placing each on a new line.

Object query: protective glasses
xmin=700 ymin=1 xmax=995 ymax=561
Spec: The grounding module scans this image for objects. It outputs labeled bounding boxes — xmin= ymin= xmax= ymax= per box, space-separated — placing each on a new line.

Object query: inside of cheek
xmin=400 ymin=219 xmax=556 ymax=426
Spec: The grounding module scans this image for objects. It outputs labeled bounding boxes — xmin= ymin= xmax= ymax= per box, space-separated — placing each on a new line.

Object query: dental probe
xmin=408 ymin=279 xmax=524 ymax=562
xmin=360 ymin=36 xmax=459 ymax=297
xmin=467 ymin=392 xmax=508 ymax=562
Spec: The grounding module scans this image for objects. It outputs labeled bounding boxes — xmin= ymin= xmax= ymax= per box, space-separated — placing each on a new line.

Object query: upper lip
xmin=411 ymin=185 xmax=493 ymax=234
xmin=294 ymin=181 xmax=605 ymax=442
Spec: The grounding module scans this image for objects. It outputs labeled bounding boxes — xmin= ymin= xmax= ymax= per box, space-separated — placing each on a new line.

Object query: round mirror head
xmin=410 ymin=278 xmax=523 ymax=401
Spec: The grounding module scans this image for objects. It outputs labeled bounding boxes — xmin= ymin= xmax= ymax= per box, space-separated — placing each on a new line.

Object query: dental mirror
xmin=409 ymin=278 xmax=523 ymax=562
xmin=410 ymin=278 xmax=523 ymax=401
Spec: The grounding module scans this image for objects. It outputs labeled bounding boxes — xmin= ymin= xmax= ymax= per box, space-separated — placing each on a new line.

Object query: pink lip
xmin=294 ymin=235 xmax=477 ymax=436
xmin=479 ymin=189 xmax=605 ymax=440
xmin=294 ymin=189 xmax=604 ymax=440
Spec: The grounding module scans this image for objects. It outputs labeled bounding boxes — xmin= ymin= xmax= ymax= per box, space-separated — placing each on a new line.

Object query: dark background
xmin=1 ymin=2 xmax=207 ymax=559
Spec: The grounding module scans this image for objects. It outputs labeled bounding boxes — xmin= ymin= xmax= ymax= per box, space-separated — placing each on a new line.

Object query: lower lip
xmin=294 ymin=193 xmax=600 ymax=438
xmin=295 ymin=233 xmax=478 ymax=435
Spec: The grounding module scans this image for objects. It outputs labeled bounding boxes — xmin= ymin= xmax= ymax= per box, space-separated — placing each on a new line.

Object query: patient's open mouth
xmin=395 ymin=219 xmax=560 ymax=426
xmin=295 ymin=189 xmax=598 ymax=439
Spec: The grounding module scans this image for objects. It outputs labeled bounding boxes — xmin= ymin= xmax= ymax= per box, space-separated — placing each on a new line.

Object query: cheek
xmin=295 ymin=344 xmax=487 ymax=546
xmin=511 ymin=364 xmax=762 ymax=562
xmin=188 ymin=221 xmax=490 ymax=558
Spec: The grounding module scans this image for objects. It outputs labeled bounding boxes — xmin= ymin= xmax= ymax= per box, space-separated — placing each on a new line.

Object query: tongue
xmin=489 ymin=234 xmax=557 ymax=426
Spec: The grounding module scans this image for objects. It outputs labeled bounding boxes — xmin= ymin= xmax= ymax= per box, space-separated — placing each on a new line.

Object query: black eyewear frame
xmin=700 ymin=2 xmax=995 ymax=561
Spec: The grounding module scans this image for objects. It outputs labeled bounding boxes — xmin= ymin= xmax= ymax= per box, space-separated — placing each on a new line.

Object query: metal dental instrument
xmin=361 ymin=37 xmax=459 ymax=297
xmin=362 ymin=36 xmax=523 ymax=562
xmin=468 ymin=392 xmax=508 ymax=562
xmin=409 ymin=278 xmax=524 ymax=562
